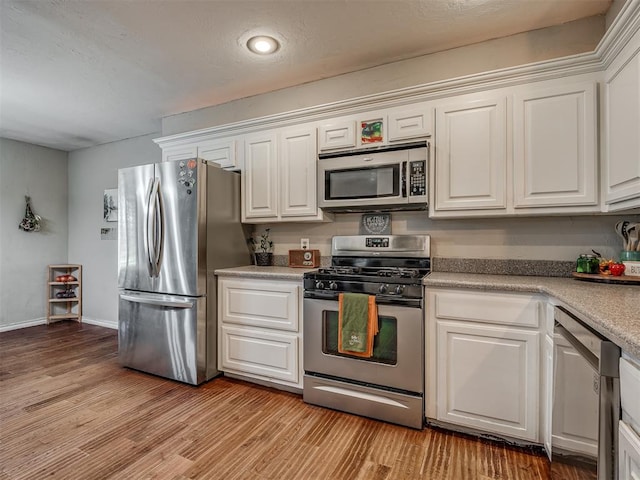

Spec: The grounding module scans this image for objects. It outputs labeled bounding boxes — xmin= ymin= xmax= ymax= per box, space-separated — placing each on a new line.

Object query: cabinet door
xmin=243 ymin=132 xmax=278 ymax=219
xmin=619 ymin=421 xmax=640 ymax=480
xmin=220 ymin=325 xmax=298 ymax=384
xmin=198 ymin=138 xmax=239 ymax=170
xmin=162 ymin=145 xmax=198 ymax=163
xmin=280 ymin=127 xmax=318 ymax=217
xmin=219 ymin=278 xmax=299 ymax=332
xmin=436 ymin=320 xmax=539 ymax=441
xmin=604 ymin=45 xmax=640 ymax=209
xmin=434 ymin=96 xmax=507 ymax=211
xmin=513 ymin=81 xmax=598 ymax=208
xmin=318 ymin=120 xmax=356 ymax=151
xmin=552 ymin=333 xmax=598 ymax=457
xmin=388 ymin=107 xmax=431 ymax=141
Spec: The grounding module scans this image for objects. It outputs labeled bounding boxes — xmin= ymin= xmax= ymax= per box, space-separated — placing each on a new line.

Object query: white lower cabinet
xmin=426 ymin=288 xmax=542 ymax=442
xmin=218 ymin=277 xmax=303 ymax=390
xmin=220 ymin=325 xmax=298 ymax=384
xmin=620 ymin=421 xmax=640 ymax=480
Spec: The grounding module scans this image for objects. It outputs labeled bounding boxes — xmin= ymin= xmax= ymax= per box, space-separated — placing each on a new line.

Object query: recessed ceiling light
xmin=246 ymin=36 xmax=279 ymax=55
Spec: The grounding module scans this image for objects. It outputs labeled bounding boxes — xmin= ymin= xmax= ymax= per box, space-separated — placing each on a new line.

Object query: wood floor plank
xmin=1 ymin=321 xmax=589 ymax=480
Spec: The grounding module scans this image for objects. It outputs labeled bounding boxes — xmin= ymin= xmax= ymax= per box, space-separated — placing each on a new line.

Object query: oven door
xmin=303 ymin=297 xmax=423 ymax=394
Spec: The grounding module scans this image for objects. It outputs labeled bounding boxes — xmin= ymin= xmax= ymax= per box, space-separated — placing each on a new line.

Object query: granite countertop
xmin=215 ymin=265 xmax=315 ymax=280
xmin=424 ymin=272 xmax=640 ymax=358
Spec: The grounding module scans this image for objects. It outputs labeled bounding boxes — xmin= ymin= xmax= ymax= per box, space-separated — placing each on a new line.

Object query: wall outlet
xmin=300 ymin=238 xmax=310 ymax=250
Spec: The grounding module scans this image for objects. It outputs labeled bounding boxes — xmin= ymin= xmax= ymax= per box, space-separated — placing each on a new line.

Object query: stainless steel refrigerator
xmin=117 ymin=158 xmax=250 ymax=385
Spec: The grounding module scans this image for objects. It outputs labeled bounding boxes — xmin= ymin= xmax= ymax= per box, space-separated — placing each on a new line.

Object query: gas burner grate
xmin=318 ymin=266 xmax=361 ymax=275
xmin=373 ymin=267 xmax=421 ymax=279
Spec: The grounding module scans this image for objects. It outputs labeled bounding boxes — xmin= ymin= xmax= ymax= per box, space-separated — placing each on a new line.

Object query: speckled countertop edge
xmin=215 ymin=265 xmax=314 ymax=280
xmin=424 ymin=272 xmax=640 ymax=358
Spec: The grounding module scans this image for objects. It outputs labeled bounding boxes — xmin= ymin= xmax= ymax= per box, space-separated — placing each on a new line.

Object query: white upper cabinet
xmin=162 ymin=145 xmax=198 ymax=163
xmin=161 ymin=141 xmax=240 ymax=170
xmin=242 ymin=125 xmax=329 ymax=223
xmin=433 ymin=94 xmax=508 ymax=212
xmin=197 ymin=138 xmax=241 ymax=170
xmin=603 ymin=27 xmax=640 ymax=211
xmin=318 ymin=120 xmax=356 ymax=151
xmin=387 ymin=105 xmax=432 ymax=142
xmin=318 ymin=105 xmax=432 ymax=152
xmin=512 ymin=80 xmax=598 ymax=209
xmin=243 ymin=132 xmax=278 ymax=220
xmin=279 ymin=127 xmax=318 ymax=218
xmin=431 ymin=74 xmax=601 ymax=218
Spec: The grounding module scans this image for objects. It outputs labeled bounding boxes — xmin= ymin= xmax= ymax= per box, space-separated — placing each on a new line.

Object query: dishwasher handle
xmin=554 ymin=306 xmax=620 ymax=377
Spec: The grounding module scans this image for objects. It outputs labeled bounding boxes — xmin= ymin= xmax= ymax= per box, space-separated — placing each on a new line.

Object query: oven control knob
xmin=379 ymin=284 xmax=389 ymax=294
xmin=394 ymin=285 xmax=405 ymax=295
xmin=329 ymin=281 xmax=338 ymax=290
xmin=315 ymin=281 xmax=325 ymax=290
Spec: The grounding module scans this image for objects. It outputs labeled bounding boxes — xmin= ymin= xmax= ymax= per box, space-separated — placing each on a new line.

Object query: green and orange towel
xmin=338 ymin=292 xmax=379 ymax=358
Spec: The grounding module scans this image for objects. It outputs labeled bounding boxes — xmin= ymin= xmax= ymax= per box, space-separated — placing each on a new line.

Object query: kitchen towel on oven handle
xmin=338 ymin=292 xmax=379 ymax=357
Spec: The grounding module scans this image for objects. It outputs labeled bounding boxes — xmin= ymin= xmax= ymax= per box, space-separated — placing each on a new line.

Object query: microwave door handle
xmin=401 ymin=161 xmax=407 ymax=198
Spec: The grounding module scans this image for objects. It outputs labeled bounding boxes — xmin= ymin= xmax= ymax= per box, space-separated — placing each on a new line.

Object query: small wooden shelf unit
xmin=47 ymin=264 xmax=82 ymax=324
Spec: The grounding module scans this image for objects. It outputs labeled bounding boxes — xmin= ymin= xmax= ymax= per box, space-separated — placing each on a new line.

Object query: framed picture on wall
xmin=103 ymin=189 xmax=118 ymax=222
xmin=359 ymin=118 xmax=384 ymax=146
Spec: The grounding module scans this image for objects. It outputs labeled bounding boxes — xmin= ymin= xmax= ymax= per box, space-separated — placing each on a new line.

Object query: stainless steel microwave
xmin=318 ymin=142 xmax=428 ymax=212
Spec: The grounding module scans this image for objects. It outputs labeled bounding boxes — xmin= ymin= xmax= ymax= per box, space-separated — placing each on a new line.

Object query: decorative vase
xmin=254 ymin=252 xmax=273 ymax=266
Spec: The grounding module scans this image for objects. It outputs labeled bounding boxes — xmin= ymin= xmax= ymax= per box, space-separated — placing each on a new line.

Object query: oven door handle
xmin=303 ymin=291 xmax=422 ymax=308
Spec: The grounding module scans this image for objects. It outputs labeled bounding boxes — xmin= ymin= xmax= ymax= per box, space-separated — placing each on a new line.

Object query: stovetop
xmin=303 ymin=235 xmax=431 ymax=306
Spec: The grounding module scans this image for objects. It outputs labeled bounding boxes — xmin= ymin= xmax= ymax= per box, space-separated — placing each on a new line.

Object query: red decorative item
xmin=610 ymin=263 xmax=626 ymax=276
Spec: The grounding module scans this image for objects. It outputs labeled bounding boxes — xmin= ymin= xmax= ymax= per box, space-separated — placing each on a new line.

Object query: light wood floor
xmin=0 ymin=322 xmax=589 ymax=480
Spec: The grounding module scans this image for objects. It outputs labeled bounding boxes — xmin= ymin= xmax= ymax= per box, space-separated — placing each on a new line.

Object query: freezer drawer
xmin=118 ymin=291 xmax=210 ymax=385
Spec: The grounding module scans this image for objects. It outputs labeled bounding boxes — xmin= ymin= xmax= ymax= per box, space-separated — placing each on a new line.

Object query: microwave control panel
xmin=409 ymin=161 xmax=426 ymax=197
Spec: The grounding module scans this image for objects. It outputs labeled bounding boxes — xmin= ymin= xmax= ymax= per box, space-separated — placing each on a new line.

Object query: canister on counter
xmin=576 ymin=254 xmax=599 ymax=274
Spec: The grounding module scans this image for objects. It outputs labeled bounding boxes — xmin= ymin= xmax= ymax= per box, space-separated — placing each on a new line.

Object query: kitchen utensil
xmin=615 ymin=221 xmax=629 ymax=248
xmin=626 ymin=223 xmax=639 ymax=251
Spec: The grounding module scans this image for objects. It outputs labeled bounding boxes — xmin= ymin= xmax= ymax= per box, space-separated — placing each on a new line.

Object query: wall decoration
xmin=100 ymin=227 xmax=117 ymax=240
xmin=18 ymin=195 xmax=42 ymax=232
xmin=359 ymin=213 xmax=391 ymax=235
xmin=360 ymin=118 xmax=384 ymax=145
xmin=103 ymin=189 xmax=118 ymax=222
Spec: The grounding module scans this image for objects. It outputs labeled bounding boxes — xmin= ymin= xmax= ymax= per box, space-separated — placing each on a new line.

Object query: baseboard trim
xmin=82 ymin=317 xmax=118 ymax=330
xmin=0 ymin=317 xmax=118 ymax=332
xmin=0 ymin=318 xmax=47 ymax=332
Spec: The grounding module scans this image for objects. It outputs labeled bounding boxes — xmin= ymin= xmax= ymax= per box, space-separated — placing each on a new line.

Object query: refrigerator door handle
xmin=144 ymin=177 xmax=156 ymax=278
xmin=153 ymin=179 xmax=165 ymax=276
xmin=147 ymin=178 xmax=160 ymax=277
xmin=120 ymin=294 xmax=194 ymax=309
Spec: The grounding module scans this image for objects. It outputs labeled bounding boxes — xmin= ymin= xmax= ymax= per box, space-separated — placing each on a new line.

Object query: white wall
xmin=67 ymin=133 xmax=161 ymax=328
xmin=0 ymin=138 xmax=68 ymax=330
xmin=260 ymin=213 xmax=640 ymax=262
xmin=162 ymin=16 xmax=604 ymax=136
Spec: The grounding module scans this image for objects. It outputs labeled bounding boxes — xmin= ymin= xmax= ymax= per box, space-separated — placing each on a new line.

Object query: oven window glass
xmin=326 ymin=165 xmax=399 ymax=200
xmin=321 ymin=310 xmax=397 ymax=365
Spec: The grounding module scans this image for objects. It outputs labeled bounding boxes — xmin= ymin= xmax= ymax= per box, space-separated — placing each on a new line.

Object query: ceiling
xmin=0 ymin=0 xmax=612 ymax=152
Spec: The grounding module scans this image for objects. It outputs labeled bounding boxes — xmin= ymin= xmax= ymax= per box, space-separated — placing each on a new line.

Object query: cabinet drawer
xmin=621 ymin=357 xmax=640 ymax=432
xmin=220 ymin=325 xmax=298 ymax=383
xmin=619 ymin=420 xmax=640 ymax=480
xmin=430 ymin=289 xmax=541 ymax=328
xmin=219 ymin=279 xmax=299 ymax=331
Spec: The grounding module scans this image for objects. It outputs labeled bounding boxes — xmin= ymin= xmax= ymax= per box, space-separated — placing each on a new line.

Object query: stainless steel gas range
xmin=302 ymin=235 xmax=430 ymax=429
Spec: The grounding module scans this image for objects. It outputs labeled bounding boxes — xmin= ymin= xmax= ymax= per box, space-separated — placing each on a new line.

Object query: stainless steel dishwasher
xmin=552 ymin=306 xmax=621 ymax=480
